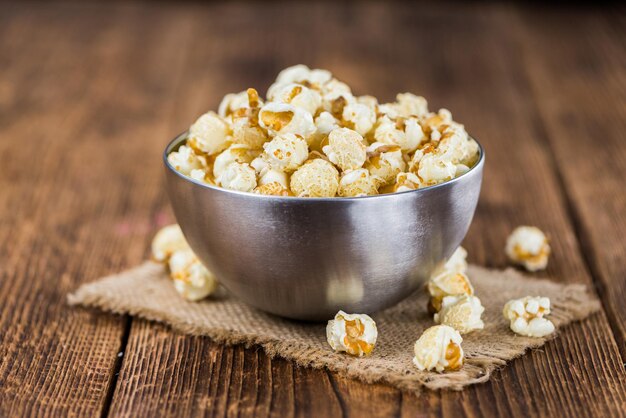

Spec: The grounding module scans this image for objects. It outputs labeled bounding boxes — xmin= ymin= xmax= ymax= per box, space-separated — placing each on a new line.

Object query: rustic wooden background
xmin=1 ymin=1 xmax=625 ymax=417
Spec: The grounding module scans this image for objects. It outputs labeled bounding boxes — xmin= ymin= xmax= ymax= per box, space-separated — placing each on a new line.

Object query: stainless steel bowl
xmin=164 ymin=132 xmax=484 ymax=321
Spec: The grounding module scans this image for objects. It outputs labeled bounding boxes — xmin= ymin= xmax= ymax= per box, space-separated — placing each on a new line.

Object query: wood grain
xmin=1 ymin=2 xmax=625 ymax=417
xmin=515 ymin=7 xmax=626 ymax=358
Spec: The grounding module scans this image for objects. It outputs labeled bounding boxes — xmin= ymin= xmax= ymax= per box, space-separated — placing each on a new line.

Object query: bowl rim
xmin=164 ymin=130 xmax=485 ymax=202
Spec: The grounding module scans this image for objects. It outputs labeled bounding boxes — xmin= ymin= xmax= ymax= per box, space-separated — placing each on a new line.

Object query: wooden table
xmin=1 ymin=1 xmax=625 ymax=416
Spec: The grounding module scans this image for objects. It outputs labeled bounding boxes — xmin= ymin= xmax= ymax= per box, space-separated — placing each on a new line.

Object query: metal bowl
xmin=164 ymin=132 xmax=484 ymax=321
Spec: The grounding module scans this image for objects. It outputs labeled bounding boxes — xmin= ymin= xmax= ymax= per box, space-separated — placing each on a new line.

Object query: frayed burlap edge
xmin=68 ymin=262 xmax=600 ymax=392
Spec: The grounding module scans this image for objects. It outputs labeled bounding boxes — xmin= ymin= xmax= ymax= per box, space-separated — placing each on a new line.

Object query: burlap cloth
xmin=68 ymin=262 xmax=599 ymax=392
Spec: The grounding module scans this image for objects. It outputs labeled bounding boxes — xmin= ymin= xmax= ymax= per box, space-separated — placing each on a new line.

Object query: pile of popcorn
xmin=151 ymin=222 xmax=554 ymax=373
xmin=168 ymin=64 xmax=480 ymax=197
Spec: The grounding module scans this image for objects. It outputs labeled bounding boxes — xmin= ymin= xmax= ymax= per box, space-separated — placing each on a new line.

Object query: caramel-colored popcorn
xmin=171 ymin=65 xmax=480 ymax=197
xmin=326 ymin=311 xmax=377 ymax=357
xmin=413 ymin=325 xmax=464 ymax=372
xmin=505 ymin=226 xmax=550 ymax=272
xmin=168 ymin=248 xmax=218 ymax=301
xmin=434 ymin=295 xmax=485 ymax=334
xmin=503 ymin=296 xmax=555 ymax=337
xmin=254 ymin=182 xmax=291 ymax=196
xmin=290 ymin=158 xmax=339 ymax=197
xmin=322 ymin=127 xmax=367 ymax=171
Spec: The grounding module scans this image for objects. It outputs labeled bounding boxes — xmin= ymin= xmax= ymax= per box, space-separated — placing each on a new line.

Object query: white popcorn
xmin=434 ymin=295 xmax=485 ymax=334
xmin=258 ymin=102 xmax=315 ymax=138
xmin=392 ymin=172 xmax=422 ymax=192
xmin=259 ymin=168 xmax=288 ymax=188
xmin=262 ymin=133 xmax=309 ymax=172
xmin=427 ymin=270 xmax=474 ymax=313
xmin=421 ymin=109 xmax=453 ymax=137
xmin=217 ymin=162 xmax=257 ymax=192
xmin=396 ymin=93 xmax=429 ymax=118
xmin=167 ymin=145 xmax=207 ymax=176
xmin=269 ymin=83 xmax=322 ymax=115
xmin=443 ymin=246 xmax=468 ymax=274
xmin=326 ymin=311 xmax=377 ymax=356
xmin=342 ymin=102 xmax=376 ymax=136
xmin=272 ymin=64 xmax=332 ymax=92
xmin=151 ymin=224 xmax=188 ymax=263
xmin=364 ymin=143 xmax=406 ymax=186
xmin=413 ymin=325 xmax=464 ymax=372
xmin=322 ymin=78 xmax=352 ymax=96
xmin=290 ymin=158 xmax=339 ymax=197
xmin=322 ymin=127 xmax=367 ymax=171
xmin=505 ymin=226 xmax=551 ymax=272
xmin=374 ymin=116 xmax=425 ymax=153
xmin=189 ymin=168 xmax=210 ymax=184
xmin=213 ymin=144 xmax=258 ymax=180
xmin=187 ymin=111 xmax=230 ymax=155
xmin=309 ymin=111 xmax=340 ymax=149
xmin=218 ymin=90 xmax=263 ymax=118
xmin=168 ymin=248 xmax=218 ymax=301
xmin=503 ymin=296 xmax=555 ymax=337
xmin=322 ymin=90 xmax=355 ymax=119
xmin=417 ymin=154 xmax=457 ymax=186
xmin=338 ymin=169 xmax=380 ymax=197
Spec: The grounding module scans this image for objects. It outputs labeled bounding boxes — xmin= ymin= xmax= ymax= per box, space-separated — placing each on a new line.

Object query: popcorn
xmin=217 ymin=162 xmax=257 ymax=192
xmin=187 ymin=111 xmax=230 ymax=155
xmin=443 ymin=246 xmax=468 ymax=274
xmin=434 ymin=295 xmax=485 ymax=334
xmin=326 ymin=311 xmax=377 ymax=356
xmin=505 ymin=226 xmax=551 ymax=271
xmin=290 ymin=158 xmax=339 ymax=197
xmin=322 ymin=128 xmax=367 ymax=171
xmin=254 ymin=182 xmax=290 ymax=196
xmin=392 ymin=172 xmax=422 ymax=192
xmin=427 ymin=270 xmax=474 ymax=313
xmin=374 ymin=116 xmax=425 ymax=153
xmin=364 ymin=143 xmax=406 ymax=186
xmin=503 ymin=296 xmax=555 ymax=337
xmin=269 ymin=83 xmax=322 ymax=115
xmin=338 ymin=169 xmax=379 ymax=197
xmin=413 ymin=325 xmax=464 ymax=372
xmin=171 ymin=65 xmax=480 ymax=197
xmin=151 ymin=224 xmax=188 ymax=263
xmin=342 ymin=101 xmax=376 ymax=136
xmin=213 ymin=144 xmax=258 ymax=180
xmin=262 ymin=133 xmax=309 ymax=172
xmin=168 ymin=248 xmax=218 ymax=301
xmin=258 ymin=102 xmax=315 ymax=138
xmin=167 ymin=145 xmax=207 ymax=176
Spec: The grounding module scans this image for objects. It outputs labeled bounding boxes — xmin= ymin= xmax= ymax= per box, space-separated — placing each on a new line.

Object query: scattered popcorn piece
xmin=258 ymin=102 xmax=315 ymax=138
xmin=413 ymin=325 xmax=464 ymax=372
xmin=290 ymin=158 xmax=339 ymax=197
xmin=213 ymin=144 xmax=258 ymax=180
xmin=151 ymin=224 xmax=188 ymax=263
xmin=322 ymin=127 xmax=367 ymax=171
xmin=168 ymin=248 xmax=218 ymax=301
xmin=167 ymin=145 xmax=207 ymax=176
xmin=505 ymin=226 xmax=551 ymax=272
xmin=326 ymin=311 xmax=377 ymax=356
xmin=364 ymin=143 xmax=406 ymax=186
xmin=503 ymin=296 xmax=555 ymax=337
xmin=217 ymin=162 xmax=257 ymax=192
xmin=338 ymin=168 xmax=380 ymax=197
xmin=187 ymin=111 xmax=230 ymax=155
xmin=434 ymin=295 xmax=485 ymax=334
xmin=262 ymin=133 xmax=309 ymax=172
xmin=443 ymin=246 xmax=468 ymax=274
xmin=427 ymin=271 xmax=474 ymax=313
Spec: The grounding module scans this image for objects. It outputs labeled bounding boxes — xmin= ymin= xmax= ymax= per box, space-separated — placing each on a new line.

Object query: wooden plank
xmin=0 ymin=3 xmax=192 ymax=416
xmin=514 ymin=7 xmax=626 ymax=358
xmin=105 ymin=2 xmax=626 ymax=417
